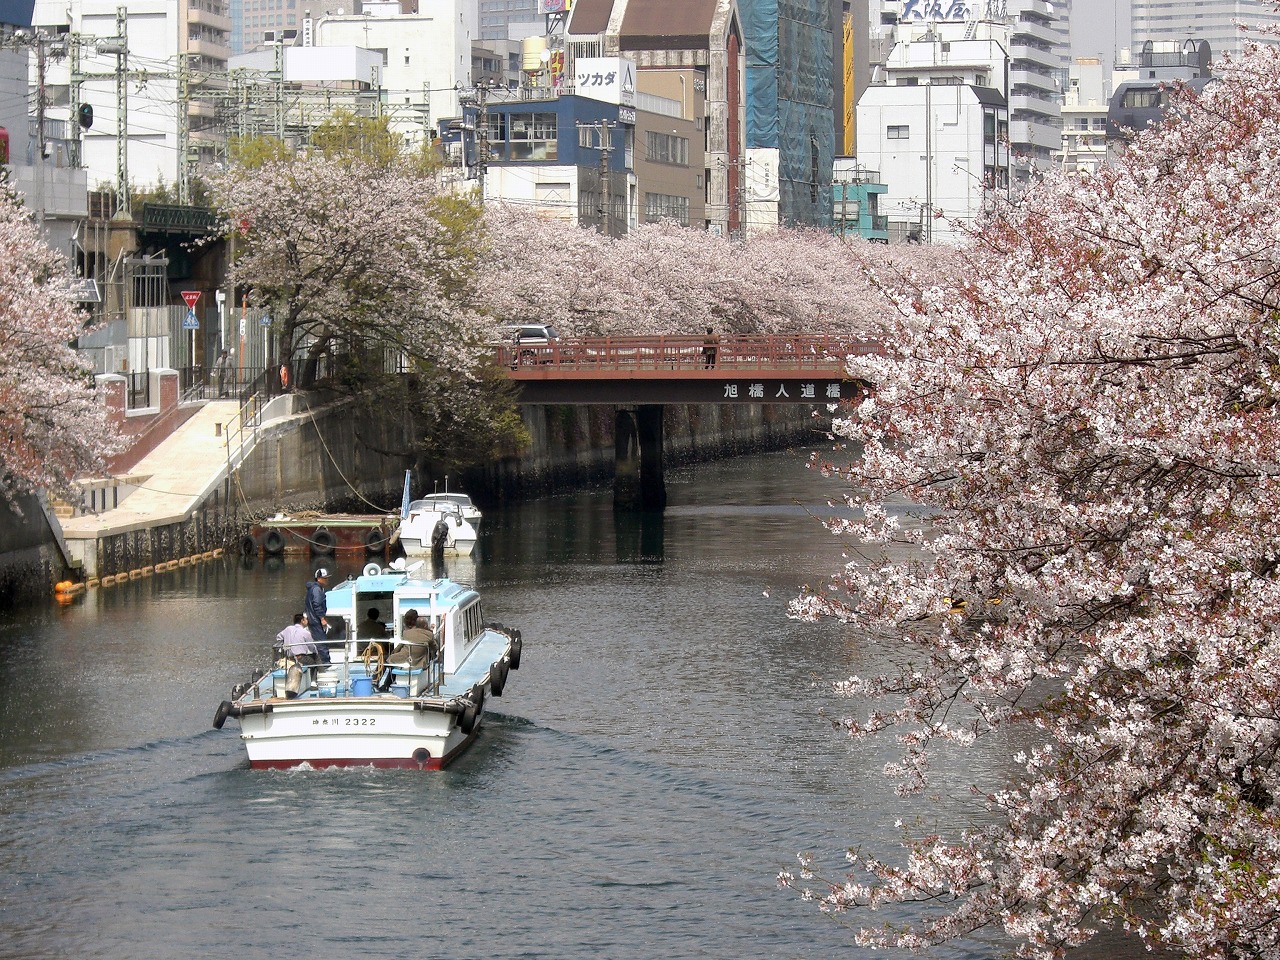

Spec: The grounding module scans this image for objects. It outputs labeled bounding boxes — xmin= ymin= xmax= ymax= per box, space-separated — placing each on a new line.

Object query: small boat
xmin=393 ymin=472 xmax=480 ymax=558
xmin=212 ymin=559 xmax=523 ymax=770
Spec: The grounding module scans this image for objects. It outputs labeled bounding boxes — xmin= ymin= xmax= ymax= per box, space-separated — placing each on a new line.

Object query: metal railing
xmin=495 ymin=334 xmax=879 ymax=374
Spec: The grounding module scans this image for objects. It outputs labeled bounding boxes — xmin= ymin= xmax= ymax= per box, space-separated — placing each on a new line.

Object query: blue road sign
xmin=182 ymin=309 xmax=199 ymax=330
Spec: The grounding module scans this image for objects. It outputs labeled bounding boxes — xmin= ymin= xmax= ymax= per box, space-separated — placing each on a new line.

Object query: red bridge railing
xmin=495 ymin=334 xmax=880 ymax=376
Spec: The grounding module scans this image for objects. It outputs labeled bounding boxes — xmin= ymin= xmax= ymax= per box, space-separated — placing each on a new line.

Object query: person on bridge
xmin=702 ymin=328 xmax=719 ymax=369
xmin=214 ymin=349 xmax=231 ymax=397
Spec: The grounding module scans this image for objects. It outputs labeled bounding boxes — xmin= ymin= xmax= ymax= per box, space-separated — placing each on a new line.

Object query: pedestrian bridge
xmin=494 ymin=333 xmax=878 ymax=405
xmin=492 ymin=333 xmax=879 ymax=510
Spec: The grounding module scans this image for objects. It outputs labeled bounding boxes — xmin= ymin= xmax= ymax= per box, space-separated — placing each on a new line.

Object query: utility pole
xmin=577 ymin=119 xmax=613 ymax=236
xmin=115 ymin=6 xmax=128 ymax=218
xmin=34 ymin=30 xmax=47 ymax=224
xmin=177 ymin=53 xmax=190 ymax=204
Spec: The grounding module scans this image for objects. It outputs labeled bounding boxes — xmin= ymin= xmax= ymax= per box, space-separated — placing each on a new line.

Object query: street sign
xmin=182 ymin=309 xmax=199 ymax=330
xmin=181 ymin=290 xmax=201 ymax=310
xmin=260 ymin=314 xmax=272 ymax=327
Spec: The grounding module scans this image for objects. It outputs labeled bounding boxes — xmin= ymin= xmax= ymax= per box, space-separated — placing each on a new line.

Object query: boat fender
xmin=263 ymin=528 xmax=286 ymax=555
xmin=213 ymin=700 xmax=233 ymax=729
xmin=239 ymin=534 xmax=258 ymax=557
xmin=459 ymin=700 xmax=478 ymax=735
xmin=236 ymin=702 xmax=273 ymax=718
xmin=364 ymin=526 xmax=384 ymax=555
xmin=490 ymin=660 xmax=508 ymax=696
xmin=362 ymin=561 xmax=382 ymax=577
xmin=312 ymin=527 xmax=336 ymax=555
xmin=509 ymin=635 xmax=522 ymax=670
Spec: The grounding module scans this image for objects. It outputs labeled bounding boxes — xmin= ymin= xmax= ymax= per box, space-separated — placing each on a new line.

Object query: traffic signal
xmin=77 ymin=103 xmax=93 ymax=129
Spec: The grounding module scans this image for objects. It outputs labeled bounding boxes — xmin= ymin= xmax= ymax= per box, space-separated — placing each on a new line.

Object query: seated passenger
xmin=361 ymin=607 xmax=389 ymax=640
xmin=387 ymin=608 xmax=439 ymax=669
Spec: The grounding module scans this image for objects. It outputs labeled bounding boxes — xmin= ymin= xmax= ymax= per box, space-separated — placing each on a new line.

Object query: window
xmin=887 ymin=124 xmax=909 ymax=140
xmin=499 ymin=112 xmax=558 ymax=161
xmin=644 ymin=193 xmax=690 ymax=226
xmin=645 ymin=131 xmax=689 ymax=165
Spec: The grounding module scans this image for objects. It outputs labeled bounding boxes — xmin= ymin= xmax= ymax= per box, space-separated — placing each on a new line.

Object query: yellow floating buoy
xmin=101 ymin=574 xmax=116 ymax=586
xmin=178 ymin=557 xmax=190 ymax=567
xmin=87 ymin=578 xmax=100 ymax=589
xmin=141 ymin=566 xmax=153 ymax=576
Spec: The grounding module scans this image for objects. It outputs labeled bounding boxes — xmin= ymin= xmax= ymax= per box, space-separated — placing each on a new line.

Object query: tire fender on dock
xmin=263 ymin=528 xmax=286 ymax=556
xmin=311 ymin=527 xmax=336 ymax=555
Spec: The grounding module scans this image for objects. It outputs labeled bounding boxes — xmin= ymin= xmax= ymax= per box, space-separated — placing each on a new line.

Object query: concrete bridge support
xmin=614 ymin=405 xmax=667 ymax=511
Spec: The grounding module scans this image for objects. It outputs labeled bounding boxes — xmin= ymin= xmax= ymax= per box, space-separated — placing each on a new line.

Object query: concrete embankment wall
xmin=0 ymin=494 xmax=69 ymax=606
xmin=0 ymin=399 xmax=826 ymax=605
xmin=232 ymin=399 xmax=824 ymax=513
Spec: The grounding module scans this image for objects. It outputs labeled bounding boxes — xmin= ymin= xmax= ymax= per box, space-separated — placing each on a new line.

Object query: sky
xmin=1070 ymin=0 xmax=1133 ymax=73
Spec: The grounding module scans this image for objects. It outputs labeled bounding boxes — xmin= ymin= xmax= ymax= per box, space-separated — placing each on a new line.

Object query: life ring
xmin=239 ymin=533 xmax=258 ymax=557
xmin=213 ymin=700 xmax=233 ymax=729
xmin=263 ymin=528 xmax=285 ymax=555
xmin=279 ymin=364 xmax=290 ymax=390
xmin=312 ymin=527 xmax=336 ymax=555
xmin=490 ymin=659 xmax=508 ymax=696
xmin=363 ymin=526 xmax=384 ymax=555
xmin=362 ymin=642 xmax=385 ymax=681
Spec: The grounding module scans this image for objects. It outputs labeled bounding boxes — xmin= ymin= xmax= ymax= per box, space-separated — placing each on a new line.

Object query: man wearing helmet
xmin=304 ymin=567 xmax=333 ymax=664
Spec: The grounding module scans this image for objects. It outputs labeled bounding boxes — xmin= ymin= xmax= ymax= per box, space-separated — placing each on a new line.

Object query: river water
xmin=0 ymin=449 xmax=1135 ymax=960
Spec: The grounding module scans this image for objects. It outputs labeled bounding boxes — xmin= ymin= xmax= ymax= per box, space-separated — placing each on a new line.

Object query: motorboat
xmin=392 ymin=473 xmax=480 ymax=558
xmin=212 ymin=560 xmax=522 ymax=770
xmin=396 ymin=500 xmax=478 ymax=558
xmin=412 ymin=492 xmax=481 ymax=526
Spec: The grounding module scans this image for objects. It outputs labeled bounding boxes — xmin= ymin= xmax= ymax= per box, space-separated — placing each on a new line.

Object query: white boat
xmin=213 ymin=560 xmax=522 ymax=770
xmin=397 ymin=499 xmax=479 ymax=557
xmin=393 ymin=473 xmax=481 ymax=558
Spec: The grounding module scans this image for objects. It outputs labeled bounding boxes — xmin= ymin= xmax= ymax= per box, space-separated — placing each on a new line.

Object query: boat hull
xmin=239 ymin=697 xmax=480 ymax=770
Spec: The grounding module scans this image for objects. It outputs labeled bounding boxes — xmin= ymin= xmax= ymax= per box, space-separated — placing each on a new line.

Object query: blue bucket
xmin=352 ymin=677 xmax=374 ymax=697
xmin=391 ymin=684 xmax=409 ymax=699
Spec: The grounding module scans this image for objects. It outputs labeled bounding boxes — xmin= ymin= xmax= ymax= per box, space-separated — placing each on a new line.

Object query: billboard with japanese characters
xmin=573 ymin=57 xmax=636 ymax=108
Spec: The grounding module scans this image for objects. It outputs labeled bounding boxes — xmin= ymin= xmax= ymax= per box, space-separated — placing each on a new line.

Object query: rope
xmin=310 ymin=417 xmax=399 ymax=514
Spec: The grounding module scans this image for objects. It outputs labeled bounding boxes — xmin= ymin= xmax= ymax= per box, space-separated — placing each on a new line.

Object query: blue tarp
xmin=742 ymin=0 xmax=835 ymax=225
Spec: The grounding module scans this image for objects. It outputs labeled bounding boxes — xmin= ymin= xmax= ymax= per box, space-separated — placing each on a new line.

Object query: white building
xmin=857 ymin=79 xmax=1008 ymax=243
xmin=0 ymin=39 xmax=87 ymax=257
xmin=311 ymin=4 xmax=475 ymax=148
xmin=868 ymin=1 xmax=1063 ymax=182
xmin=1058 ymin=56 xmax=1108 ymax=175
xmin=1132 ymin=0 xmax=1280 ymax=61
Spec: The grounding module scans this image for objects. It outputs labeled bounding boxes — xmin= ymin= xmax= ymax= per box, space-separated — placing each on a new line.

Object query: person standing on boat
xmin=305 ymin=568 xmax=333 ymax=664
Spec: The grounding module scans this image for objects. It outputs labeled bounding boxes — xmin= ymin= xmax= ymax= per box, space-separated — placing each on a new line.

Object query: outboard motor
xmin=431 ymin=518 xmax=448 ymax=562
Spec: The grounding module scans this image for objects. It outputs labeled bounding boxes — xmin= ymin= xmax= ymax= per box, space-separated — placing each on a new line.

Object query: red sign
xmin=181 ymin=290 xmax=201 ymax=309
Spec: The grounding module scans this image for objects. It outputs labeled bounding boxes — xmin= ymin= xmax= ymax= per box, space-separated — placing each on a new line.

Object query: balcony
xmin=188 ymin=0 xmax=232 ymax=33
xmin=1009 ymin=68 xmax=1058 ymax=96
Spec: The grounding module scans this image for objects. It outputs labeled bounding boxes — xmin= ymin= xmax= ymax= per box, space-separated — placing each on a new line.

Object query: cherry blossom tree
xmin=206 ymin=120 xmax=496 ymax=389
xmin=782 ymin=37 xmax=1280 ymax=960
xmin=478 ymin=207 xmax=951 ymax=339
xmin=206 ymin=121 xmax=526 ymax=468
xmin=0 ymin=182 xmax=118 ymax=504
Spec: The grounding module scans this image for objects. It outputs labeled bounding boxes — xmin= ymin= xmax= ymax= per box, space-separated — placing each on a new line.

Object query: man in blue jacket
xmin=305 ymin=567 xmax=332 ymax=664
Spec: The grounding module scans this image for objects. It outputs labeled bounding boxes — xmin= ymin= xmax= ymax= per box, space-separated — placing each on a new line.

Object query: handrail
xmin=494 ymin=334 xmax=879 ymax=372
xmin=222 ymin=394 xmax=262 ymax=472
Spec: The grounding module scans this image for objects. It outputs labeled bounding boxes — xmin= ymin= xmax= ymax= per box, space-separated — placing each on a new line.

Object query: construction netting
xmin=743 ymin=0 xmax=835 ymax=226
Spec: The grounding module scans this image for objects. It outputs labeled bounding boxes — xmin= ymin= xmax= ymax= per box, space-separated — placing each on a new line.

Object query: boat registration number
xmin=311 ymin=718 xmax=377 ymax=726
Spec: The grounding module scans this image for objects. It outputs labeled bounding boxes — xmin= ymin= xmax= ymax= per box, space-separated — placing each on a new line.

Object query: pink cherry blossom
xmin=784 ymin=31 xmax=1280 ymax=960
xmin=0 ymin=184 xmax=118 ymax=503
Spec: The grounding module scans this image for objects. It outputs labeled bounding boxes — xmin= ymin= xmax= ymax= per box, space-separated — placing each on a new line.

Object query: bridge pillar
xmin=614 ymin=405 xmax=667 ymax=511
